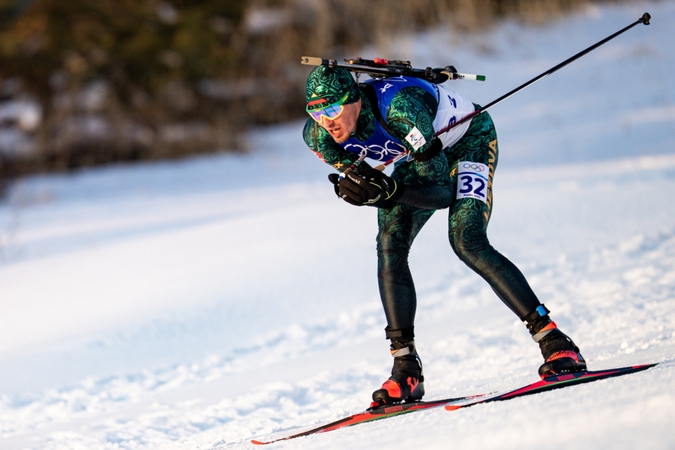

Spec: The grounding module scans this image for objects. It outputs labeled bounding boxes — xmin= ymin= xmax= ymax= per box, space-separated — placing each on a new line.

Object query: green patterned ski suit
xmin=303 ymin=77 xmax=542 ymax=337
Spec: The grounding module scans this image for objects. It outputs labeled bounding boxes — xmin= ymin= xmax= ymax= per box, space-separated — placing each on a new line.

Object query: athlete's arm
xmin=384 ymin=88 xmax=454 ymax=210
xmin=386 ymin=87 xmax=444 ymax=161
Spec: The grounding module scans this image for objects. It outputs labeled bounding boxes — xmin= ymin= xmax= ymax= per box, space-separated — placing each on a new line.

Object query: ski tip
xmin=634 ymin=362 xmax=659 ymax=370
xmin=444 ymin=404 xmax=461 ymax=411
xmin=251 ymin=439 xmax=268 ymax=445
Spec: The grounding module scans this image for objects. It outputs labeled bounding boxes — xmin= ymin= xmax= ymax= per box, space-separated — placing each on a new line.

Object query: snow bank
xmin=0 ymin=1 xmax=673 ymax=449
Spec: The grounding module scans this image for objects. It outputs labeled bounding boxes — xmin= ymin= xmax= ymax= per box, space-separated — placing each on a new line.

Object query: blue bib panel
xmin=341 ymin=77 xmax=439 ymax=163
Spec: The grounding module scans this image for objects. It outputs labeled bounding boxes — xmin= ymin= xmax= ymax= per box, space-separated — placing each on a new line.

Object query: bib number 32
xmin=456 ymin=161 xmax=489 ymax=203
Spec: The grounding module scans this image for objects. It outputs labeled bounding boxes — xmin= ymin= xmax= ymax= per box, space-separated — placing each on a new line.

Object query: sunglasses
xmin=306 ymin=92 xmax=350 ymax=123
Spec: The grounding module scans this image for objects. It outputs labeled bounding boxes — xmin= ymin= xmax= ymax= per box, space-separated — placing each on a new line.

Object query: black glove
xmin=328 ymin=166 xmax=403 ymax=207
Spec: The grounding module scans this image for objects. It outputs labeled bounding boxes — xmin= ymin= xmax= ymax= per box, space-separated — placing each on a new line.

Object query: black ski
xmin=250 ymin=363 xmax=657 ymax=445
xmin=445 ymin=363 xmax=658 ymax=411
xmin=251 ymin=392 xmax=489 ymax=445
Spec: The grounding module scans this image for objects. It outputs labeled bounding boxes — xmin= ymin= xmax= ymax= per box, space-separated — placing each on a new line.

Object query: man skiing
xmin=302 ymin=64 xmax=586 ymax=408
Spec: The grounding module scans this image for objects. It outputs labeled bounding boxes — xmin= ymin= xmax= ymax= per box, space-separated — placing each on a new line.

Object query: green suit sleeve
xmin=302 ymin=118 xmax=359 ymax=172
xmin=385 ymin=86 xmax=443 ymax=157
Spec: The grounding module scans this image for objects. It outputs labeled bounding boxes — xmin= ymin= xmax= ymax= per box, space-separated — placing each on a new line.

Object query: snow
xmin=1 ymin=1 xmax=674 ymax=449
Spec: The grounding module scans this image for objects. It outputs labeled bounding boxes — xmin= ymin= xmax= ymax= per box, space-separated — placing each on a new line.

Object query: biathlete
xmin=302 ymin=65 xmax=586 ymax=408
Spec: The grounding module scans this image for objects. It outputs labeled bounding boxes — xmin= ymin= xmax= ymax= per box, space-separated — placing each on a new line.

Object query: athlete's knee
xmin=377 ymin=219 xmax=414 ymax=260
xmin=448 ymin=222 xmax=491 ymax=266
xmin=377 ymin=242 xmax=411 ymax=273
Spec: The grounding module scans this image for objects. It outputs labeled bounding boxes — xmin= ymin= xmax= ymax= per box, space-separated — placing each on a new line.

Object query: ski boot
xmin=371 ymin=337 xmax=425 ymax=408
xmin=525 ymin=305 xmax=587 ymax=379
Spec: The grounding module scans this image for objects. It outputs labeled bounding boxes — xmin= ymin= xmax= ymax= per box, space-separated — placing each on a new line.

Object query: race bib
xmin=456 ymin=161 xmax=489 ymax=203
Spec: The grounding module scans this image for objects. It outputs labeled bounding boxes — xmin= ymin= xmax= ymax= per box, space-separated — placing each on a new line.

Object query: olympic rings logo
xmin=462 ymin=163 xmax=485 ymax=172
xmin=343 ymin=140 xmax=406 ymax=161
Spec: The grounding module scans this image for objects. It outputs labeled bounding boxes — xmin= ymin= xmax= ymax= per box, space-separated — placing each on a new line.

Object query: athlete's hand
xmin=329 ymin=167 xmax=403 ymax=207
xmin=328 ymin=173 xmax=341 ymax=198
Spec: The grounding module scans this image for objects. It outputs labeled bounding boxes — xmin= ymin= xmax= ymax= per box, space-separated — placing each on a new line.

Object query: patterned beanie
xmin=305 ymin=65 xmax=360 ymax=108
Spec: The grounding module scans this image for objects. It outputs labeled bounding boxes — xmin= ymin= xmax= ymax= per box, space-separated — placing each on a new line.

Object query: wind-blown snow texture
xmin=1 ymin=2 xmax=674 ymax=449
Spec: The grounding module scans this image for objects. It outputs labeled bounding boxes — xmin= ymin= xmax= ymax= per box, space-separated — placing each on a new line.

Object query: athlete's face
xmin=319 ymin=99 xmax=361 ymax=144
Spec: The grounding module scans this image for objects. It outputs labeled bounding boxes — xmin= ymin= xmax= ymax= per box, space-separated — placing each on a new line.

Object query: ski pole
xmin=338 ymin=150 xmax=368 ymax=179
xmin=434 ymin=11 xmax=651 ymax=137
xmin=375 ymin=12 xmax=651 ymax=171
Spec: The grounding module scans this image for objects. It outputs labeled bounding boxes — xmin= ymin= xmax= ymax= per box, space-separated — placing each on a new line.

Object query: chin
xmin=332 ymin=134 xmax=348 ymax=144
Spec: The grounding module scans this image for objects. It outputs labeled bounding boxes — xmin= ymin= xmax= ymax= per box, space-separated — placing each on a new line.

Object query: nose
xmin=320 ymin=115 xmax=334 ymax=128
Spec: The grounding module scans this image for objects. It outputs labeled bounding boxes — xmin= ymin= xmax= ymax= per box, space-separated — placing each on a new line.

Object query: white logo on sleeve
xmin=456 ymin=161 xmax=489 ymax=203
xmin=405 ymin=127 xmax=427 ymax=151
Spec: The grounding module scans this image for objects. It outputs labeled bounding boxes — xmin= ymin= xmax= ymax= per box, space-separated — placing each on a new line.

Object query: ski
xmin=250 ymin=393 xmax=489 ymax=445
xmin=445 ymin=363 xmax=658 ymax=411
xmin=250 ymin=363 xmax=657 ymax=445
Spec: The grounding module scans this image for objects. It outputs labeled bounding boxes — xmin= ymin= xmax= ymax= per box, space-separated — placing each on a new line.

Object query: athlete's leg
xmin=449 ymin=199 xmax=541 ymax=317
xmin=373 ymin=203 xmax=433 ymax=405
xmin=372 ymin=155 xmax=454 ymax=405
xmin=377 ymin=203 xmax=435 ymax=331
xmin=378 ymin=152 xmax=454 ymax=331
xmin=446 ymin=111 xmax=540 ymax=318
xmin=447 ymin=111 xmax=586 ymax=377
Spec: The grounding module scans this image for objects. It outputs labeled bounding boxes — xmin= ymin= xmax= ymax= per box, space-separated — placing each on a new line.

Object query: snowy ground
xmin=1 ymin=2 xmax=674 ymax=449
